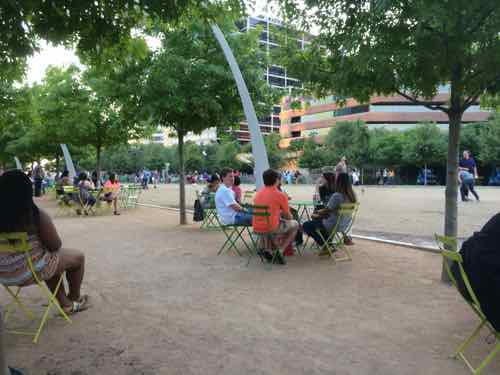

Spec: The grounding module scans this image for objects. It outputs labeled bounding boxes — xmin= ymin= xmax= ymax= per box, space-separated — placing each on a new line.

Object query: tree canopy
xmin=279 ymin=0 xmax=500 ymax=262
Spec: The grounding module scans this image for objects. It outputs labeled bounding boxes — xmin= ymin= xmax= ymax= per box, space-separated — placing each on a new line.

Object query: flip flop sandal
xmin=9 ymin=368 xmax=26 ymax=375
xmin=64 ymin=295 xmax=91 ymax=315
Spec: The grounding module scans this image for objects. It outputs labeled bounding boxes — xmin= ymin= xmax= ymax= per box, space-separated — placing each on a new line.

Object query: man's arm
xmin=229 ymin=203 xmax=243 ymax=212
xmin=474 ymin=166 xmax=479 ymax=179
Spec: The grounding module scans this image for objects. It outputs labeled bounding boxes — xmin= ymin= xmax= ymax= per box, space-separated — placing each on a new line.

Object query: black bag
xmin=193 ymin=199 xmax=204 ymax=222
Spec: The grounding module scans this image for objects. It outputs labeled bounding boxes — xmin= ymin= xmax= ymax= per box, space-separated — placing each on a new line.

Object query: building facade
xmin=235 ymin=15 xmax=307 ymax=142
xmin=279 ymin=87 xmax=491 ymax=147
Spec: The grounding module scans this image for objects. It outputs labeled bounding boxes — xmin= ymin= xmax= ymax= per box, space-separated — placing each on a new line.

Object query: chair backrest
xmin=242 ymin=190 xmax=255 ymax=204
xmin=62 ymin=186 xmax=77 ymax=194
xmin=435 ymin=234 xmax=484 ymax=315
xmin=341 ymin=202 xmax=359 ymax=234
xmin=0 ymin=232 xmax=31 ymax=254
xmin=248 ymin=204 xmax=271 ymax=233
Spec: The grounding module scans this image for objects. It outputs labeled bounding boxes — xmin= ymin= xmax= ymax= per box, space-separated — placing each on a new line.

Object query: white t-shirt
xmin=215 ymin=184 xmax=237 ymax=225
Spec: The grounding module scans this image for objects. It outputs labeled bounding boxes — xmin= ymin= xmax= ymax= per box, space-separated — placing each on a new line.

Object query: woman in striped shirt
xmin=0 ymin=170 xmax=89 ymax=314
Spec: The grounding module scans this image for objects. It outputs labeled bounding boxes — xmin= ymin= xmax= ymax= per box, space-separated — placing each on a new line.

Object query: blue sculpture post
xmin=211 ymin=24 xmax=270 ymax=189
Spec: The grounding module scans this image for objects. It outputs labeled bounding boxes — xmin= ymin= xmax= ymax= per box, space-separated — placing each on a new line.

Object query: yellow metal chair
xmin=55 ymin=186 xmax=78 ymax=216
xmin=435 ymin=234 xmax=500 ymax=374
xmin=0 ymin=233 xmax=71 ymax=343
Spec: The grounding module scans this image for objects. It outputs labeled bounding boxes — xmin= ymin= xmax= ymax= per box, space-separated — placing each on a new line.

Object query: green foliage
xmin=298 ymin=139 xmax=327 ymax=169
xmin=323 ymin=121 xmax=371 ymax=167
xmin=0 ymin=84 xmax=35 ymax=166
xmin=460 ymin=124 xmax=484 ymax=162
xmin=401 ymin=123 xmax=447 ymax=167
xmin=0 ymin=1 xmax=244 ymax=81
xmin=263 ymin=133 xmax=286 ymax=169
xmin=479 ymin=115 xmax=500 ymax=165
xmin=370 ymin=129 xmax=405 ymax=167
xmin=288 ymin=138 xmax=305 ymax=152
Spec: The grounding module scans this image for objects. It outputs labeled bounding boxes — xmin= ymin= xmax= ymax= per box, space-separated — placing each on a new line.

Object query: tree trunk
xmin=441 ymin=111 xmax=462 ymax=281
xmin=178 ymin=132 xmax=187 ymax=225
xmin=96 ymin=145 xmax=102 ymax=189
xmin=55 ymin=154 xmax=60 ymax=173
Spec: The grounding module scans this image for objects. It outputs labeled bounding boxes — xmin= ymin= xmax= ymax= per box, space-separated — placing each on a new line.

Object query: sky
xmin=26 ymin=0 xmax=278 ymax=84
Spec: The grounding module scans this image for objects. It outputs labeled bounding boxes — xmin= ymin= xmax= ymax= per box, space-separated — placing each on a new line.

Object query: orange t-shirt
xmin=252 ymin=186 xmax=290 ymax=233
xmin=104 ymin=180 xmax=120 ymax=193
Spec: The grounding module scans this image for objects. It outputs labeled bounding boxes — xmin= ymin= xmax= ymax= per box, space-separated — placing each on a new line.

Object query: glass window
xmin=269 ymin=76 xmax=286 ymax=87
xmin=273 ymin=106 xmax=281 ymax=115
xmin=269 ymin=65 xmax=285 ymax=76
xmin=333 ymin=105 xmax=369 ymax=117
xmin=291 ymin=116 xmax=301 ymax=123
xmin=291 ymin=131 xmax=301 ymax=138
xmin=287 ymin=79 xmax=302 ymax=88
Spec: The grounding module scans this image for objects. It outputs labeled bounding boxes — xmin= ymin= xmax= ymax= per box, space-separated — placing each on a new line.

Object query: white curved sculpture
xmin=211 ymin=24 xmax=270 ymax=189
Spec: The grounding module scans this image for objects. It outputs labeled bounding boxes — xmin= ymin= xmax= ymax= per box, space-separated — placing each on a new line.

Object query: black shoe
xmin=272 ymin=251 xmax=286 ymax=265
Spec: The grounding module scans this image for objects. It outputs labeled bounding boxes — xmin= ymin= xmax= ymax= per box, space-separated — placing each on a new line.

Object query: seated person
xmin=232 ymin=175 xmax=242 ymax=204
xmin=102 ymin=173 xmax=121 ymax=215
xmin=314 ymin=171 xmax=335 ymax=209
xmin=318 ymin=172 xmax=336 ymax=207
xmin=200 ymin=174 xmax=220 ymax=209
xmin=303 ymin=172 xmax=357 ymax=252
xmin=451 ymin=212 xmax=500 ymax=331
xmin=215 ymin=168 xmax=252 ymax=226
xmin=0 ymin=170 xmax=89 ymax=315
xmin=253 ymin=169 xmax=299 ymax=264
xmin=77 ymin=172 xmax=96 ymax=210
xmin=55 ymin=170 xmax=72 ymax=196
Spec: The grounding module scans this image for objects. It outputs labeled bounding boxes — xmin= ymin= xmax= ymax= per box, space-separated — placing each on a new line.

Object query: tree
xmin=479 ymin=115 xmax=500 ymax=166
xmin=370 ymin=129 xmax=405 ymax=168
xmin=0 ymin=84 xmax=36 ymax=168
xmin=401 ymin=123 xmax=447 ymax=176
xmin=323 ymin=121 xmax=371 ymax=168
xmin=298 ymin=139 xmax=327 ymax=169
xmin=264 ymin=133 xmax=287 ymax=170
xmin=280 ymin=0 xmax=500 ymax=271
xmin=141 ymin=19 xmax=276 ymax=224
xmin=75 ymin=37 xmax=155 ymax=182
xmin=0 ymin=1 xmax=241 ymax=81
xmin=27 ymin=66 xmax=90 ymax=169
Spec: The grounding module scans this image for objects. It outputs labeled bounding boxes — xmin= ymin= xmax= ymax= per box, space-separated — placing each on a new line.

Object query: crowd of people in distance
xmin=54 ymin=171 xmax=122 ymax=215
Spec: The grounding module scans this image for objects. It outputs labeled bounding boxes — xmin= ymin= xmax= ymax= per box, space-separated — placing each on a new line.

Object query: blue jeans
xmin=303 ymin=219 xmax=327 ymax=246
xmin=234 ymin=211 xmax=253 ymax=226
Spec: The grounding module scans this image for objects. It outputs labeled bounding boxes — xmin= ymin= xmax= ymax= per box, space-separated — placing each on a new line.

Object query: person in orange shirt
xmin=103 ymin=173 xmax=121 ymax=215
xmin=253 ymin=169 xmax=299 ymax=265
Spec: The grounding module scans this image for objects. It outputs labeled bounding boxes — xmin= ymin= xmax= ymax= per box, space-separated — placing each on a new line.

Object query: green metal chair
xmin=55 ymin=186 xmax=78 ymax=217
xmin=435 ymin=234 xmax=500 ymax=374
xmin=197 ymin=192 xmax=219 ymax=230
xmin=216 ymin=213 xmax=253 ymax=257
xmin=314 ymin=203 xmax=357 ymax=261
xmin=248 ymin=204 xmax=290 ymax=268
xmin=125 ymin=184 xmax=142 ymax=209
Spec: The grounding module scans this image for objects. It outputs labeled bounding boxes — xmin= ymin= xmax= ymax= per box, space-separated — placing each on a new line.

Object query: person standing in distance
xmin=459 ymin=150 xmax=479 ymax=200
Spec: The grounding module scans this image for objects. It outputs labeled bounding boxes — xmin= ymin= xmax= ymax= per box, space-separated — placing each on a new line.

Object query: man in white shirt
xmin=215 ymin=168 xmax=252 ymax=226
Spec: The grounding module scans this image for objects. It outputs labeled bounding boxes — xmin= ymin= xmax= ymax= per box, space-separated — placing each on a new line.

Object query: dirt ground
xmin=140 ymin=184 xmax=500 ymax=245
xmin=3 ymin=199 xmax=499 ymax=375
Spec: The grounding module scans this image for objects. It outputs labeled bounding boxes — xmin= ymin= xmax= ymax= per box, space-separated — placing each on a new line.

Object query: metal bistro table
xmin=289 ymin=200 xmax=320 ymax=223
